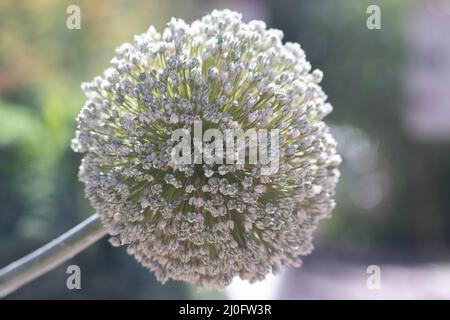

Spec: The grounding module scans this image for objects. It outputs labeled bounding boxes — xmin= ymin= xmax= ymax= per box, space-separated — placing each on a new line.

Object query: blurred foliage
xmin=1 ymin=0 xmax=450 ymax=299
xmin=270 ymin=0 xmax=450 ymax=254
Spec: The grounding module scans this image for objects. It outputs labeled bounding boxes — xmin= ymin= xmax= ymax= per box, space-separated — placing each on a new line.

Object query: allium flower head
xmin=72 ymin=9 xmax=341 ymax=288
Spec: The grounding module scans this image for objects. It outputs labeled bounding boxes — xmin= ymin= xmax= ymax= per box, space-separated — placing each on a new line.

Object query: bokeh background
xmin=1 ymin=0 xmax=450 ymax=299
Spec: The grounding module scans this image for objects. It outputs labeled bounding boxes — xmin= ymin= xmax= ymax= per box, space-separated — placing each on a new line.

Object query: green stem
xmin=0 ymin=214 xmax=107 ymax=298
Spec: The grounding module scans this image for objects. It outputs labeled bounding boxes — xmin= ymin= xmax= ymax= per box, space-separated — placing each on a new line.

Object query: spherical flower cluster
xmin=72 ymin=9 xmax=341 ymax=288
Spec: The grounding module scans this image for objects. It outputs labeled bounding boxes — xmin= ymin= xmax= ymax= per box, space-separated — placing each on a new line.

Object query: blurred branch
xmin=0 ymin=214 xmax=106 ymax=298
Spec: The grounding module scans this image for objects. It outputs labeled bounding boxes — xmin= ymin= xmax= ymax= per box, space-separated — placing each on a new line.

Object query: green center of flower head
xmin=71 ymin=9 xmax=341 ymax=288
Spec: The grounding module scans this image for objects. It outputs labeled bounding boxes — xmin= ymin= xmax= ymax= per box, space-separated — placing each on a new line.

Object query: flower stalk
xmin=0 ymin=214 xmax=106 ymax=298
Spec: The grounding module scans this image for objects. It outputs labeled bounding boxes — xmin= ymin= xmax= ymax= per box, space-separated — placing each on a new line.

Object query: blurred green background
xmin=1 ymin=0 xmax=450 ymax=299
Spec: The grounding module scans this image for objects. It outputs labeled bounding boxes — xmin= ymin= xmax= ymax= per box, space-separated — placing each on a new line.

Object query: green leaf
xmin=0 ymin=99 xmax=40 ymax=146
